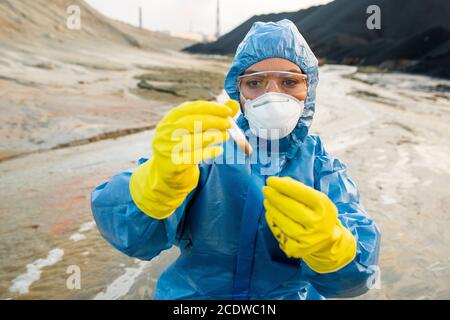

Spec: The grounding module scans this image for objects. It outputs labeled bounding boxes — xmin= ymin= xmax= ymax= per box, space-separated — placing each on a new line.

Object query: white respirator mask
xmin=242 ymin=92 xmax=304 ymax=140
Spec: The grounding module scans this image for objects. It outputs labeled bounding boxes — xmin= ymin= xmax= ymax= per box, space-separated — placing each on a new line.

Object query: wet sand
xmin=1 ymin=65 xmax=450 ymax=299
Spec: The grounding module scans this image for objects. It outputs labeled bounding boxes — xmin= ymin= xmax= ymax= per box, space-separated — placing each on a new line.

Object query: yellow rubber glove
xmin=130 ymin=100 xmax=240 ymax=220
xmin=263 ymin=176 xmax=357 ymax=273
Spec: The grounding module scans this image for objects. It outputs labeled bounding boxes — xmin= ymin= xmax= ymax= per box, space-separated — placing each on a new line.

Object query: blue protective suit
xmin=91 ymin=19 xmax=381 ymax=300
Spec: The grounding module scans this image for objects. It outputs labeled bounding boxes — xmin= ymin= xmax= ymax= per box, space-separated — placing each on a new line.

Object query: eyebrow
xmin=243 ymin=68 xmax=303 ymax=75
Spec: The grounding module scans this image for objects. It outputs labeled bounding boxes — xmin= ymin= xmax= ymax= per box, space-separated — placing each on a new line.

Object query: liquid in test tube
xmin=228 ymin=117 xmax=253 ymax=156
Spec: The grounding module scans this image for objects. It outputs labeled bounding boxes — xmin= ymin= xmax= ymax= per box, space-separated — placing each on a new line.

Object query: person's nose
xmin=265 ymin=79 xmax=282 ymax=93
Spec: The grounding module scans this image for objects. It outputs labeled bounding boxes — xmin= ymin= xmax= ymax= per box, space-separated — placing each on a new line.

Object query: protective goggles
xmin=238 ymin=71 xmax=308 ymax=99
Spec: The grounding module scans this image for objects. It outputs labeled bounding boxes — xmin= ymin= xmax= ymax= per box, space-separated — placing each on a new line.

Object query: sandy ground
xmin=0 ymin=39 xmax=230 ymax=160
xmin=1 ymin=64 xmax=450 ymax=299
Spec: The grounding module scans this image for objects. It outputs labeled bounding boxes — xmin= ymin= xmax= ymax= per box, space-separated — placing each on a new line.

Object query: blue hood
xmin=224 ymin=19 xmax=319 ymax=158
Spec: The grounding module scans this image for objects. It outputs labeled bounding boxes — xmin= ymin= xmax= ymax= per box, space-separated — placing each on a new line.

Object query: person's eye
xmin=282 ymin=79 xmax=299 ymax=87
xmin=246 ymin=80 xmax=262 ymax=88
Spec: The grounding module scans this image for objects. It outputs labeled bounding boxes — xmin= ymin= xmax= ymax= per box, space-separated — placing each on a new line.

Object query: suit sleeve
xmin=90 ymin=158 xmax=195 ymax=261
xmin=301 ymin=136 xmax=381 ymax=298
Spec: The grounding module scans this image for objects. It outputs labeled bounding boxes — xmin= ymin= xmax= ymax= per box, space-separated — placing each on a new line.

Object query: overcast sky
xmin=85 ymin=0 xmax=332 ymax=35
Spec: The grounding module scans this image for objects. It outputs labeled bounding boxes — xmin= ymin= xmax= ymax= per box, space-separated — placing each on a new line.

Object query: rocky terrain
xmin=185 ymin=0 xmax=450 ymax=79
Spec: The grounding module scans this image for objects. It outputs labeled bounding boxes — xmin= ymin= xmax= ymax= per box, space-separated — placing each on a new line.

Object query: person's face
xmin=239 ymin=58 xmax=307 ymax=111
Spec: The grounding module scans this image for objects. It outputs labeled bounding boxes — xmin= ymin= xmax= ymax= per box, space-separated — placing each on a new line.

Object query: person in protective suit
xmin=91 ymin=19 xmax=381 ymax=300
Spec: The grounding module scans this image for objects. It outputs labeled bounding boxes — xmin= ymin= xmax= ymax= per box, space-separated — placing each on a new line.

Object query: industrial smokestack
xmin=138 ymin=7 xmax=143 ymax=29
xmin=215 ymin=0 xmax=220 ymax=39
